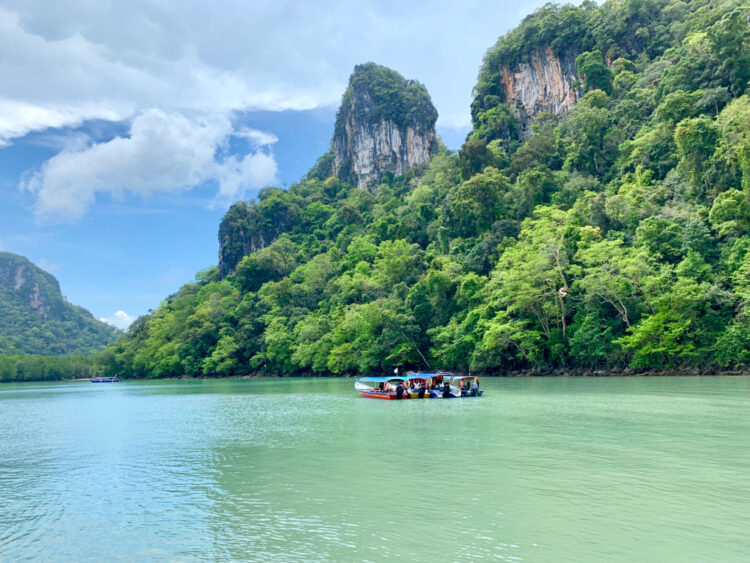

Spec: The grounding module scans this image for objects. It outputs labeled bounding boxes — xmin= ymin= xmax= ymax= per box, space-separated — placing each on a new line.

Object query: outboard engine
xmin=442 ymin=382 xmax=451 ymax=398
xmin=418 ymin=384 xmax=425 ymax=398
xmin=395 ymin=383 xmax=404 ymax=400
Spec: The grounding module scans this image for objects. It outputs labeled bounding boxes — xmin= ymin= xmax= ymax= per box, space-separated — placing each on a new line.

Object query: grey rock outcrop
xmin=501 ymin=48 xmax=579 ymax=136
xmin=472 ymin=47 xmax=582 ymax=139
xmin=494 ymin=48 xmax=579 ymax=138
xmin=0 ymin=255 xmax=59 ymax=319
xmin=330 ymin=63 xmax=438 ymax=190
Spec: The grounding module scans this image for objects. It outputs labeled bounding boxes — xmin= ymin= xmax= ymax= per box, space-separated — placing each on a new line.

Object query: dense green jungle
xmin=0 ymin=253 xmax=117 ymax=356
xmin=0 ymin=252 xmax=116 ymax=381
xmin=4 ymin=0 xmax=750 ymax=382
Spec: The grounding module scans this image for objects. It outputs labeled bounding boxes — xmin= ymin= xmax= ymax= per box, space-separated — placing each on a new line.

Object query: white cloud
xmin=0 ymin=100 xmax=122 ymax=147
xmin=99 ymin=310 xmax=135 ymax=330
xmin=0 ymin=1 xmax=549 ymax=143
xmin=235 ymin=128 xmax=279 ymax=148
xmin=21 ymin=109 xmax=278 ymax=221
xmin=214 ymin=152 xmax=278 ymax=203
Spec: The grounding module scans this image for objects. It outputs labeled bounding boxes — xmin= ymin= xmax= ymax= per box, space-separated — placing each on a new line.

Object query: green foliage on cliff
xmin=0 ymin=252 xmax=117 ymax=357
xmin=471 ymin=0 xmax=747 ymax=139
xmin=335 ymin=63 xmax=438 ymax=135
xmin=99 ymin=0 xmax=750 ymax=378
xmin=576 ymin=50 xmax=614 ymax=94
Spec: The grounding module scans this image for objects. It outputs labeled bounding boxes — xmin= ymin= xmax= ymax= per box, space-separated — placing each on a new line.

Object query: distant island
xmin=0 ymin=252 xmax=117 ymax=381
xmin=6 ymin=0 xmax=750 ymax=382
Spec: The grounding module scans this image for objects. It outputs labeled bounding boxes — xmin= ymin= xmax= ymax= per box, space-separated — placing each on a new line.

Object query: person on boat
xmin=470 ymin=378 xmax=479 ymax=397
xmin=378 ymin=382 xmax=385 ymax=392
xmin=395 ymin=381 xmax=404 ymax=400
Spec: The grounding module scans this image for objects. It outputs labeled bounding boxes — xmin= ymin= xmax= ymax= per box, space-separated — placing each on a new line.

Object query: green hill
xmin=100 ymin=0 xmax=750 ymax=378
xmin=0 ymin=252 xmax=117 ymax=355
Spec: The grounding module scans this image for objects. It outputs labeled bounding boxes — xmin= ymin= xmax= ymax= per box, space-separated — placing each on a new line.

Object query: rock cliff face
xmin=496 ymin=48 xmax=579 ymax=137
xmin=0 ymin=253 xmax=60 ymax=319
xmin=330 ymin=63 xmax=438 ymax=190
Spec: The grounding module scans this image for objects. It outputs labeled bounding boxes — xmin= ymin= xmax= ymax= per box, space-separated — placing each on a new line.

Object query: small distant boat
xmin=90 ymin=376 xmax=120 ymax=383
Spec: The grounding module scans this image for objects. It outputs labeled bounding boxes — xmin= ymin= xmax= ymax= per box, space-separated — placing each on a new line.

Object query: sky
xmin=0 ymin=0 xmax=549 ymax=329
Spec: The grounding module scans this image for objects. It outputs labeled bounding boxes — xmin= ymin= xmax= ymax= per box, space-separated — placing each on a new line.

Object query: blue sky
xmin=0 ymin=0 xmax=548 ymax=328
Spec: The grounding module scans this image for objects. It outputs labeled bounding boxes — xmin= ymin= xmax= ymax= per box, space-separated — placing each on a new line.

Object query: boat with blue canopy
xmin=402 ymin=373 xmax=433 ymax=399
xmin=355 ymin=372 xmax=483 ymax=399
xmin=402 ymin=372 xmax=450 ymax=398
xmin=444 ymin=374 xmax=482 ymax=397
xmin=354 ymin=376 xmax=408 ymax=400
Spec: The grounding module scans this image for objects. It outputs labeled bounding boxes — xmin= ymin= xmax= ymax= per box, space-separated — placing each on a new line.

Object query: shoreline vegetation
xmin=121 ymin=370 xmax=750 ymax=381
xmin=2 ymin=352 xmax=750 ymax=384
xmin=61 ymin=370 xmax=750 ymax=383
xmin=14 ymin=369 xmax=750 ymax=384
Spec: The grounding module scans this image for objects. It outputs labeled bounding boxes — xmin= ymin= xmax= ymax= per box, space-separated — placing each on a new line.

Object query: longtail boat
xmin=90 ymin=376 xmax=120 ymax=383
xmin=444 ymin=374 xmax=482 ymax=397
xmin=403 ymin=373 xmax=433 ymax=399
xmin=354 ymin=373 xmax=483 ymax=399
xmin=354 ymin=376 xmax=408 ymax=400
xmin=402 ymin=372 xmax=451 ymax=398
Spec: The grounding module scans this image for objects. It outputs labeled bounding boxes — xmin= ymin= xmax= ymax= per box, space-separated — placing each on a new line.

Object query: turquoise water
xmin=1 ymin=376 xmax=748 ymax=561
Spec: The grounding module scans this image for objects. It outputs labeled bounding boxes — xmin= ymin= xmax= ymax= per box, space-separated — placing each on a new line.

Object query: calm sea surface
xmin=1 ymin=376 xmax=748 ymax=562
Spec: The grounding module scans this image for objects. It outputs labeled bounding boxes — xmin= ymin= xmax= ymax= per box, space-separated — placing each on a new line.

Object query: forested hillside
xmin=0 ymin=252 xmax=117 ymax=381
xmin=0 ymin=252 xmax=117 ymax=356
xmin=100 ymin=0 xmax=750 ymax=378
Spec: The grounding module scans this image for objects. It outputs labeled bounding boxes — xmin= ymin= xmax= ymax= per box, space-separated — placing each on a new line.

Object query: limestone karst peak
xmin=329 ymin=62 xmax=439 ymax=190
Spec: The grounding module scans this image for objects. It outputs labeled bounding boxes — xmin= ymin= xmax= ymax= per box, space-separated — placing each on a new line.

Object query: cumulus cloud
xmin=235 ymin=128 xmax=279 ymax=148
xmin=99 ymin=310 xmax=135 ymax=330
xmin=21 ymin=109 xmax=278 ymax=221
xmin=214 ymin=152 xmax=278 ymax=203
xmin=0 ymin=1 xmax=549 ymax=143
xmin=0 ymin=100 xmax=123 ymax=147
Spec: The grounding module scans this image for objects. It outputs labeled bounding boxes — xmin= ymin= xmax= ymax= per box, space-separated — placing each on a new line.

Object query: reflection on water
xmin=1 ymin=377 xmax=749 ymax=561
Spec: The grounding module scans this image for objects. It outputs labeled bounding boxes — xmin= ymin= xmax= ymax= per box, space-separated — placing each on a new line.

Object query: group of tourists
xmin=356 ymin=373 xmax=482 ymax=400
xmin=389 ymin=374 xmax=481 ymax=399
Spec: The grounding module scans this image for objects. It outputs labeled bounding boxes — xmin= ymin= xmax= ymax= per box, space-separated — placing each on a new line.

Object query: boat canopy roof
xmin=358 ymin=372 xmax=464 ymax=383
xmin=358 ymin=376 xmax=405 ymax=383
